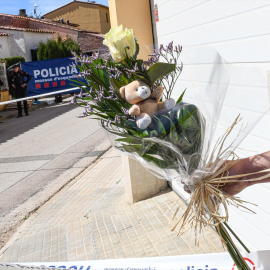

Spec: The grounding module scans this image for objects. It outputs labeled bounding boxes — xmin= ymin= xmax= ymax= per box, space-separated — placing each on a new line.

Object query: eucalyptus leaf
xmin=147 ymin=63 xmax=176 ymax=85
xmin=176 ymin=89 xmax=186 ymax=104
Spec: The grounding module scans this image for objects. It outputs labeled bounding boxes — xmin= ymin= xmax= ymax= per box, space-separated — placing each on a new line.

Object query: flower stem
xmin=224 ymin=222 xmax=250 ymax=253
xmin=217 ymin=223 xmax=251 ymax=270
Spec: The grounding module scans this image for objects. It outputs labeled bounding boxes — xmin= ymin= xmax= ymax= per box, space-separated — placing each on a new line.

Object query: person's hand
xmin=222 ymin=153 xmax=270 ymax=195
xmin=12 ymin=84 xmax=16 ymax=88
xmin=21 ymin=83 xmax=26 ymax=88
xmin=183 ymin=160 xmax=250 ymax=196
xmin=221 ymin=159 xmax=250 ymax=195
xmin=183 ymin=152 xmax=270 ymax=196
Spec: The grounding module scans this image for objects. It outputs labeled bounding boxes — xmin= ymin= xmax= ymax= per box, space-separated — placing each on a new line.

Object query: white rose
xmin=103 ymin=25 xmax=136 ymax=63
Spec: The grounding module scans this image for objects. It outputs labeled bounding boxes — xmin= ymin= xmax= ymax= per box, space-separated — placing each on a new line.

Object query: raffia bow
xmin=171 ymin=115 xmax=270 ymax=270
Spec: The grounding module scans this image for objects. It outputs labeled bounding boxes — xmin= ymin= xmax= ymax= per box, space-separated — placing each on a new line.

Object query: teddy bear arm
xmin=157 ymin=101 xmax=167 ymax=111
xmin=129 ymin=105 xmax=141 ymax=116
xmin=151 ymin=86 xmax=164 ymax=102
xmin=157 ymin=98 xmax=176 ymax=111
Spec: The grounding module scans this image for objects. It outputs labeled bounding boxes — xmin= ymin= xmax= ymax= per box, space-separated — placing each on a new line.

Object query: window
xmin=106 ymin=13 xmax=109 ymax=23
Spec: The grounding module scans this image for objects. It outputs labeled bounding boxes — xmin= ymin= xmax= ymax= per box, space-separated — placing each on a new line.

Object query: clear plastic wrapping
xmin=112 ymin=49 xmax=269 ymax=193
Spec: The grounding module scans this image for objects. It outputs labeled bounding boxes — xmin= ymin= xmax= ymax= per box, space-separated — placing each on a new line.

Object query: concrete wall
xmin=44 ymin=2 xmax=110 ymax=34
xmin=108 ymin=0 xmax=154 ymax=61
xmin=0 ymin=36 xmax=10 ymax=59
xmin=123 ymin=156 xmax=167 ymax=203
xmin=0 ymin=30 xmax=52 ymax=61
xmin=99 ymin=6 xmax=111 ymax=34
xmin=23 ymin=32 xmax=52 ymax=61
xmin=5 ymin=30 xmax=26 ymax=60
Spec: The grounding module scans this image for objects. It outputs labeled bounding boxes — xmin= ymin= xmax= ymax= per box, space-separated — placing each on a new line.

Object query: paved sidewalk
xmin=0 ymin=149 xmax=224 ymax=263
xmin=0 ymin=101 xmax=46 ymax=121
xmin=0 ymin=94 xmax=71 ymax=121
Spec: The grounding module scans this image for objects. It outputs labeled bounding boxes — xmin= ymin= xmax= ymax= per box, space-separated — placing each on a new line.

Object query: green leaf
xmin=129 ymin=129 xmax=143 ymax=137
xmin=141 ymin=154 xmax=168 ymax=169
xmin=131 ymin=72 xmax=150 ymax=84
xmin=150 ymin=130 xmax=158 ymax=137
xmin=94 ymin=113 xmax=110 ymax=120
xmin=147 ymin=63 xmax=176 ymax=85
xmin=153 ymin=116 xmax=167 ymax=136
xmin=163 ymin=116 xmax=178 ymax=143
xmin=115 ymin=137 xmax=142 ymax=144
xmin=176 ymin=89 xmax=186 ymax=104
xmin=134 ymin=40 xmax=139 ymax=60
xmin=121 ymin=144 xmax=143 ymax=153
xmin=136 ymin=59 xmax=144 ymax=71
xmin=110 ymin=78 xmax=123 ymax=92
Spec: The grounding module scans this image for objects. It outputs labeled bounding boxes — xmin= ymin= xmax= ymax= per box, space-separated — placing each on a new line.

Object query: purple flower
xmin=121 ymin=107 xmax=129 ymax=115
xmin=69 ymin=94 xmax=77 ymax=105
xmin=113 ymin=115 xmax=121 ymax=124
xmin=87 ymin=104 xmax=92 ymax=112
xmin=76 ymin=89 xmax=83 ymax=99
xmin=78 ymin=111 xmax=88 ymax=118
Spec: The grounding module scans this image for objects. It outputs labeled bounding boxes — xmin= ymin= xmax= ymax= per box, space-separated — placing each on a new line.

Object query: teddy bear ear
xmin=119 ymin=86 xmax=125 ymax=99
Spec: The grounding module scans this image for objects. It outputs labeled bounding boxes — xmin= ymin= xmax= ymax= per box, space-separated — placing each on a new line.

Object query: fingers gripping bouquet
xmin=71 ymin=25 xmax=270 ymax=269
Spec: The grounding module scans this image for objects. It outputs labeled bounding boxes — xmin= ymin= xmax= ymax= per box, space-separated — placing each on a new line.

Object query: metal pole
xmin=0 ymin=87 xmax=82 ymax=106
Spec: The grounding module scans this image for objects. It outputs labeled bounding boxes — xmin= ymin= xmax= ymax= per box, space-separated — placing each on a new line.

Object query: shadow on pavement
xmin=0 ymin=101 xmax=76 ymax=144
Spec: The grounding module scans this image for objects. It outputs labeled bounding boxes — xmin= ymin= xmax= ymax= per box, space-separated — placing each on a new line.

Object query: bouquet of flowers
xmin=71 ymin=25 xmax=270 ymax=270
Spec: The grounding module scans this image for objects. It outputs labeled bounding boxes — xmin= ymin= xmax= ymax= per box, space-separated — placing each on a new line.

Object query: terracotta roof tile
xmin=0 ymin=32 xmax=9 ymax=36
xmin=0 ymin=25 xmax=54 ymax=33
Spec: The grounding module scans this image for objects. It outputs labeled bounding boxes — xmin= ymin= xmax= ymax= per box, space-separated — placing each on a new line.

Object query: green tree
xmin=37 ymin=41 xmax=45 ymax=60
xmin=63 ymin=35 xmax=80 ymax=55
xmin=37 ymin=36 xmax=80 ymax=60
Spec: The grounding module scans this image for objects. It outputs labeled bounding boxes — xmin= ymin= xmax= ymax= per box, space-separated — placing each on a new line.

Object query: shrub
xmin=3 ymin=56 xmax=25 ymax=69
xmin=63 ymin=36 xmax=80 ymax=55
xmin=37 ymin=35 xmax=80 ymax=60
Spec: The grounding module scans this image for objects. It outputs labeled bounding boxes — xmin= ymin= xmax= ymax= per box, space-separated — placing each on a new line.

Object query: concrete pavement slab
xmin=0 ymin=149 xmax=224 ymax=263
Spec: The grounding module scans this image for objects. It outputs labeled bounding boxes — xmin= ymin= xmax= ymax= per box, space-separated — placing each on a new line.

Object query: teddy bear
xmin=119 ymin=80 xmax=176 ymax=129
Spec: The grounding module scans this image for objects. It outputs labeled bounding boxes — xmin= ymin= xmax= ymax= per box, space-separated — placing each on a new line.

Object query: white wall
xmin=0 ymin=30 xmax=52 ymax=62
xmin=153 ymin=0 xmax=270 ymax=251
xmin=0 ymin=36 xmax=10 ymax=59
xmin=23 ymin=32 xmax=52 ymax=61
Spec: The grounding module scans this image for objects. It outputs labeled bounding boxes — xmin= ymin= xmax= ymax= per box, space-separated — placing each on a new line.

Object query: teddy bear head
xmin=119 ymin=80 xmax=151 ymax=105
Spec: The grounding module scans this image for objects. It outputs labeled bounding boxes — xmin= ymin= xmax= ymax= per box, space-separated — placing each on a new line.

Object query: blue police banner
xmin=21 ymin=57 xmax=85 ymax=96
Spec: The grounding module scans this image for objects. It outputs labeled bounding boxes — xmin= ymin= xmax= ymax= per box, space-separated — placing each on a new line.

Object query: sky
xmin=0 ymin=0 xmax=108 ymax=17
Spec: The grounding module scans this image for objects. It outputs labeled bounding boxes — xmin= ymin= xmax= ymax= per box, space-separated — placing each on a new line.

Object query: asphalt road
xmin=0 ymin=98 xmax=110 ymax=237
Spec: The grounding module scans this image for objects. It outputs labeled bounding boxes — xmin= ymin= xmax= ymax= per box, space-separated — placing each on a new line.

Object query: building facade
xmin=0 ymin=27 xmax=53 ymax=61
xmin=44 ymin=1 xmax=110 ymax=34
xmin=0 ymin=13 xmax=104 ymax=61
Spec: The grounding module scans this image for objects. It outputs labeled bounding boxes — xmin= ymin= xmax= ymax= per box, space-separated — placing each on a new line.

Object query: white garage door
xmin=152 ymin=0 xmax=270 ymax=251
